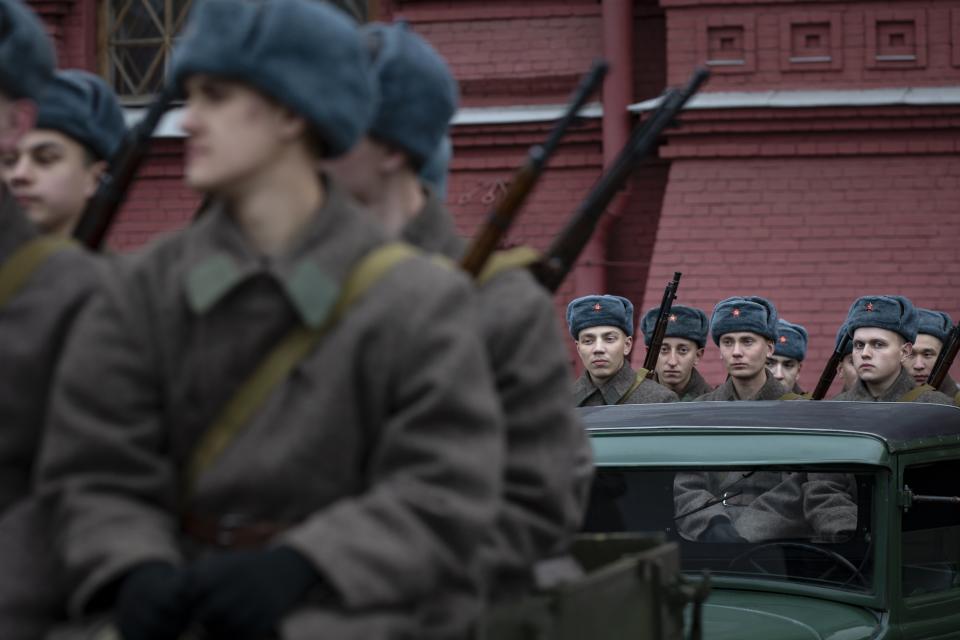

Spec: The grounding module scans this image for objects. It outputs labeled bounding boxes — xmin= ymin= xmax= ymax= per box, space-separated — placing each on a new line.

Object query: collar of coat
xmin=0 ymin=186 xmax=38 ymax=266
xmin=401 ymin=189 xmax=466 ymax=260
xmin=181 ymin=175 xmax=387 ymax=328
xmin=679 ymin=368 xmax=714 ymax=400
xmin=715 ymin=370 xmax=788 ymax=401
xmin=847 ymin=365 xmax=918 ymax=401
xmin=574 ymin=362 xmax=638 ymax=405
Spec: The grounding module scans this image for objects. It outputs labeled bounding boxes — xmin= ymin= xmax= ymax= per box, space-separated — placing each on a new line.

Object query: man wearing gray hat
xmin=695 ymin=296 xmax=790 ymax=401
xmin=568 ymin=294 xmax=678 ymax=405
xmin=903 ymin=308 xmax=960 ymax=403
xmin=833 ymin=296 xmax=953 ymax=403
xmin=639 ymin=304 xmax=714 ymax=400
xmin=2 ymin=69 xmax=127 ymax=237
xmin=36 ymin=2 xmax=504 ymax=639
xmin=326 ymin=23 xmax=591 ymax=635
xmin=0 ymin=3 xmax=106 ymax=638
xmin=767 ymin=319 xmax=808 ymax=395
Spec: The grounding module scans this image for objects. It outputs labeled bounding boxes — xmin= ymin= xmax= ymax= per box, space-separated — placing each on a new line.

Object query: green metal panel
xmin=591 ymin=432 xmax=891 ymax=467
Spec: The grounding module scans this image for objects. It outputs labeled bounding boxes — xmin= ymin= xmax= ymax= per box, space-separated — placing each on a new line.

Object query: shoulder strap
xmin=778 ymin=392 xmax=807 ymax=401
xmin=184 ymin=242 xmax=419 ymax=492
xmin=616 ymin=369 xmax=650 ymax=405
xmin=477 ymin=246 xmax=541 ymax=286
xmin=899 ymin=384 xmax=935 ymax=403
xmin=0 ymin=236 xmax=75 ymax=309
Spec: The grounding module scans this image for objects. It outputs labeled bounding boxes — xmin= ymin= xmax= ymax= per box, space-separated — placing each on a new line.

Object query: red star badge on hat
xmin=866 ymin=302 xmax=874 ymax=312
xmin=732 ymin=308 xmax=741 ymax=317
xmin=593 ymin=302 xmax=602 ymax=312
xmin=779 ymin=335 xmax=788 ymax=344
xmin=669 ymin=314 xmax=677 ymax=322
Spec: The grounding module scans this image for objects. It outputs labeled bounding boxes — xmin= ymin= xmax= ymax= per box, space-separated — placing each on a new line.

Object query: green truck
xmin=581 ymin=400 xmax=960 ymax=639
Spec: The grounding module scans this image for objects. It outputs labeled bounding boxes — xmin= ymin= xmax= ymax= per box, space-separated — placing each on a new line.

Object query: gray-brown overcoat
xmin=675 ymin=368 xmax=714 ymax=402
xmin=574 ymin=362 xmax=678 ymax=406
xmin=36 ymin=181 xmax=505 ymax=639
xmin=694 ymin=371 xmax=788 ymax=401
xmin=833 ymin=366 xmax=954 ymax=404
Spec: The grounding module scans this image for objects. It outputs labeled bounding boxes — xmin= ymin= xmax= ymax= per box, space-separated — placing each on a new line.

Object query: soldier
xmin=833 ymin=322 xmax=858 ymax=395
xmin=567 ymin=294 xmax=678 ymax=405
xmin=695 ymin=296 xmax=789 ymax=401
xmin=639 ymin=304 xmax=713 ymax=400
xmin=36 ymin=3 xmax=504 ymax=640
xmin=2 ymin=70 xmax=127 ymax=237
xmin=324 ymin=23 xmax=591 ymax=634
xmin=833 ymin=295 xmax=953 ymax=404
xmin=767 ymin=319 xmax=807 ymax=395
xmin=0 ymin=3 xmax=107 ymax=638
xmin=904 ymin=308 xmax=960 ymax=401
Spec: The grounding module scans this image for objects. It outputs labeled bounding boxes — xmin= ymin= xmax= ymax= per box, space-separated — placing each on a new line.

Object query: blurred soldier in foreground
xmin=37 ymin=2 xmax=504 ymax=639
xmin=905 ymin=308 xmax=959 ymax=401
xmin=696 ymin=296 xmax=789 ymax=401
xmin=640 ymin=304 xmax=713 ymax=401
xmin=568 ymin=294 xmax=678 ymax=405
xmin=833 ymin=296 xmax=953 ymax=404
xmin=0 ymin=3 xmax=107 ymax=638
xmin=2 ymin=70 xmax=127 ymax=237
xmin=768 ymin=319 xmax=807 ymax=395
xmin=325 ymin=22 xmax=591 ymax=636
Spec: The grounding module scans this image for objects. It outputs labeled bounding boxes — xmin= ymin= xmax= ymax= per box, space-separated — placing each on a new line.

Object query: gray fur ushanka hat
xmin=0 ymin=0 xmax=55 ymax=101
xmin=170 ymin=0 xmax=376 ymax=158
xmin=36 ymin=70 xmax=127 ymax=161
xmin=916 ymin=308 xmax=954 ymax=344
xmin=640 ymin=304 xmax=709 ymax=348
xmin=567 ymin=295 xmax=634 ymax=340
xmin=710 ymin=296 xmax=779 ymax=345
xmin=844 ymin=295 xmax=918 ymax=344
xmin=774 ymin=319 xmax=808 ymax=362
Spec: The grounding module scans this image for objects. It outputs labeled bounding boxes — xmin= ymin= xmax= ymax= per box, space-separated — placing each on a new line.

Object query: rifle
xmin=460 ymin=60 xmax=608 ymax=277
xmin=810 ymin=333 xmax=851 ymax=400
xmin=642 ymin=272 xmax=682 ymax=378
xmin=74 ymin=83 xmax=179 ymax=250
xmin=928 ymin=323 xmax=960 ymax=390
xmin=529 ymin=67 xmax=710 ymax=292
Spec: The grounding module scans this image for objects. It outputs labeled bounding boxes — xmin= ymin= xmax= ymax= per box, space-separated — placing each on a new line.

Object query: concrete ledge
xmin=629 ymin=87 xmax=960 ymax=112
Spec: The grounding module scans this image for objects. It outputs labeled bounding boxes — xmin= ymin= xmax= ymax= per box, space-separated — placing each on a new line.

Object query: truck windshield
xmin=584 ymin=467 xmax=876 ymax=593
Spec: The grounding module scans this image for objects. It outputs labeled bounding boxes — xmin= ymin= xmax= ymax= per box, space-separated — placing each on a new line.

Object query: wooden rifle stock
xmin=460 ymin=60 xmax=608 ymax=277
xmin=74 ymin=84 xmax=178 ymax=250
xmin=642 ymin=272 xmax=682 ymax=377
xmin=811 ymin=333 xmax=850 ymax=400
xmin=530 ymin=67 xmax=710 ymax=292
xmin=928 ymin=324 xmax=960 ymax=390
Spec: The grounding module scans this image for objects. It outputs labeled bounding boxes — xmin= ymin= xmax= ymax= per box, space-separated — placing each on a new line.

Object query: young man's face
xmin=837 ymin=354 xmax=858 ymax=392
xmin=180 ymin=75 xmax=306 ymax=193
xmin=656 ymin=337 xmax=702 ymax=391
xmin=576 ymin=325 xmax=632 ymax=383
xmin=1 ymin=129 xmax=103 ymax=235
xmin=852 ymin=327 xmax=910 ymax=385
xmin=767 ymin=354 xmax=802 ymax=391
xmin=718 ymin=332 xmax=773 ymax=380
xmin=903 ymin=333 xmax=942 ymax=386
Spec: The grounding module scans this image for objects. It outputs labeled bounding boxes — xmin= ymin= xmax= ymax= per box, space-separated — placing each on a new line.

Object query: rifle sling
xmin=184 ymin=242 xmax=419 ymax=494
xmin=900 ymin=384 xmax=935 ymax=403
xmin=0 ymin=236 xmax=75 ymax=309
xmin=477 ymin=246 xmax=541 ymax=285
xmin=617 ymin=369 xmax=651 ymax=405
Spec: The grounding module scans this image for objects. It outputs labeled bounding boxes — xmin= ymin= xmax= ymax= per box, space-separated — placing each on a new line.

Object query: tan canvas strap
xmin=616 ymin=369 xmax=650 ymax=405
xmin=0 ymin=236 xmax=75 ymax=308
xmin=477 ymin=246 xmax=541 ymax=286
xmin=899 ymin=384 xmax=934 ymax=403
xmin=184 ymin=242 xmax=418 ymax=493
xmin=778 ymin=392 xmax=808 ymax=401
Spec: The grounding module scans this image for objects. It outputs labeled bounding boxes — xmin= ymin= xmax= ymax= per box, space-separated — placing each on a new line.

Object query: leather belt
xmin=181 ymin=513 xmax=290 ymax=549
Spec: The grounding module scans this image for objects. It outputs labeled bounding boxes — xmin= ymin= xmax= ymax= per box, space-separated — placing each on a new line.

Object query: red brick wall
xmin=640 ymin=153 xmax=960 ymax=393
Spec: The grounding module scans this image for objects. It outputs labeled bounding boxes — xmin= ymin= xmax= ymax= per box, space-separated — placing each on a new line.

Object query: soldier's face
xmin=766 ymin=355 xmax=802 ymax=391
xmin=902 ymin=333 xmax=942 ymax=386
xmin=852 ymin=327 xmax=911 ymax=384
xmin=576 ymin=326 xmax=632 ymax=382
xmin=718 ymin=332 xmax=773 ymax=380
xmin=180 ymin=75 xmax=307 ymax=194
xmin=837 ymin=354 xmax=857 ymax=391
xmin=1 ymin=129 xmax=103 ymax=235
xmin=656 ymin=338 xmax=702 ymax=390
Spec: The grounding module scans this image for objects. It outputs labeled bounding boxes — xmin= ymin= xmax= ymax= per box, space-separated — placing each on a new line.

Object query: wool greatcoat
xmin=694 ymin=370 xmax=789 ymax=401
xmin=36 ymin=179 xmax=505 ymax=639
xmin=673 ymin=368 xmax=714 ymax=402
xmin=833 ymin=366 xmax=955 ymax=404
xmin=574 ymin=362 xmax=679 ymax=406
xmin=0 ymin=191 xmax=102 ymax=638
xmin=402 ymin=193 xmax=592 ymax=629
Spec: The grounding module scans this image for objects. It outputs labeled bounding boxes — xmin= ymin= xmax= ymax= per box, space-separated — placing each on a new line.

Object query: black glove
xmin=700 ymin=516 xmax=748 ymax=543
xmin=188 ymin=546 xmax=322 ymax=639
xmin=116 ymin=562 xmax=192 ymax=640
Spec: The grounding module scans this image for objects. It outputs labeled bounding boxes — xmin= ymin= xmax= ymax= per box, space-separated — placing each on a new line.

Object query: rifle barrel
xmin=928 ymin=324 xmax=960 ymax=389
xmin=642 ymin=272 xmax=682 ymax=374
xmin=811 ymin=333 xmax=850 ymax=400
